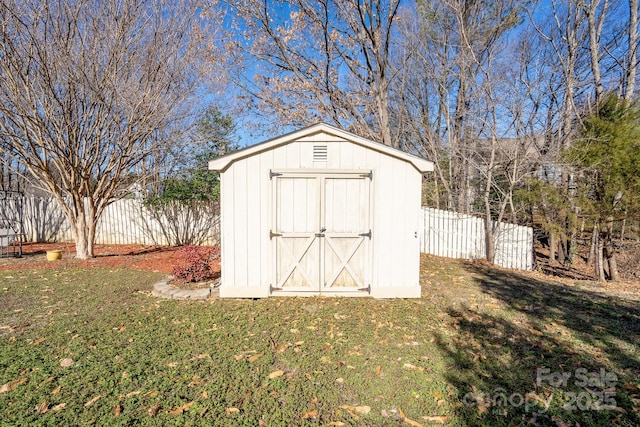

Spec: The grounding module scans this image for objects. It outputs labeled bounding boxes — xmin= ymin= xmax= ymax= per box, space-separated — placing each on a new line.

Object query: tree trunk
xmin=587 ymin=225 xmax=597 ymax=265
xmin=605 ymin=248 xmax=620 ymax=281
xmin=594 ymin=224 xmax=606 ymax=281
xmin=86 ymin=212 xmax=97 ymax=258
xmin=625 ymin=0 xmax=638 ymax=100
xmin=604 ymin=218 xmax=620 ymax=281
xmin=66 ymin=198 xmax=97 ymax=259
xmin=549 ymin=232 xmax=557 ymax=262
xmin=557 ymin=236 xmax=566 ymax=264
xmin=585 ymin=0 xmax=605 ymax=104
xmin=485 ymin=216 xmax=495 ymax=264
xmin=72 ymin=215 xmax=91 ymax=260
xmin=375 ymin=87 xmax=393 ymax=148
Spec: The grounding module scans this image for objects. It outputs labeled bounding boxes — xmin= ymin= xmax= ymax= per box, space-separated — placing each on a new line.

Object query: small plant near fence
xmin=171 ymin=245 xmax=220 ymax=283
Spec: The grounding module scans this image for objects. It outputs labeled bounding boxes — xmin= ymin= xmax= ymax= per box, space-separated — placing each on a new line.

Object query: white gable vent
xmin=313 ymin=145 xmax=328 ymax=162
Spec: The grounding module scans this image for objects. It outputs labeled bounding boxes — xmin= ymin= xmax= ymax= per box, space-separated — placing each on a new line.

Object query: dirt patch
xmin=0 ymin=242 xmax=221 ymax=275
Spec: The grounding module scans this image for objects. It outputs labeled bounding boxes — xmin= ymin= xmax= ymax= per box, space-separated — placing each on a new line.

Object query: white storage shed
xmin=208 ymin=123 xmax=433 ymax=298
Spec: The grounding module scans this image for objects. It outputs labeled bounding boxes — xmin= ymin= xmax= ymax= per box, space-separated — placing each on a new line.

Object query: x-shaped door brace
xmin=275 ymin=235 xmax=317 ymax=288
xmin=323 ymin=236 xmax=365 ymax=289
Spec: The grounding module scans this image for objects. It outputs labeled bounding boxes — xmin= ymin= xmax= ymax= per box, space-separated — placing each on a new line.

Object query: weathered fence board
xmin=420 ymin=207 xmax=533 ymax=270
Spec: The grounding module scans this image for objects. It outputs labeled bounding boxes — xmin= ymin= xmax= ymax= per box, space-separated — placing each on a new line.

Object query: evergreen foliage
xmin=568 ymin=94 xmax=640 ymax=221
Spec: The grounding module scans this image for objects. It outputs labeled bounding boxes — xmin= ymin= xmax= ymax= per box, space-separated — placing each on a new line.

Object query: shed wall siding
xmin=219 ymin=135 xmax=422 ymax=297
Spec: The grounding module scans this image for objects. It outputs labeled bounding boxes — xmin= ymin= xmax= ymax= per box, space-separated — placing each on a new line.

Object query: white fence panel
xmin=4 ymin=197 xmax=531 ymax=268
xmin=420 ymin=207 xmax=533 ymax=270
xmin=0 ymin=196 xmax=220 ymax=246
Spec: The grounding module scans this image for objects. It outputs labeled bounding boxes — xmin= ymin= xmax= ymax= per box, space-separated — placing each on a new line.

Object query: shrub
xmin=171 ymin=245 xmax=219 ymax=283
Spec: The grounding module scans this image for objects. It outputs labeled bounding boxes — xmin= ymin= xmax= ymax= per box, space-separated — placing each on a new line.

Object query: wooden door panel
xmin=272 ymin=172 xmax=371 ymax=293
xmin=322 ymin=176 xmax=369 ymax=290
xmin=274 ymin=177 xmax=319 ymax=290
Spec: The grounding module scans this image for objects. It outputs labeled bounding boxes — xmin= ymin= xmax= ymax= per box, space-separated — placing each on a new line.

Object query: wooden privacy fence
xmin=420 ymin=207 xmax=533 ymax=270
xmin=0 ymin=196 xmax=220 ymax=246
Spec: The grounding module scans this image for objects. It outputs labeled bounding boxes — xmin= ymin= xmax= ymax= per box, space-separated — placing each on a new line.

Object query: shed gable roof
xmin=208 ymin=122 xmax=434 ymax=173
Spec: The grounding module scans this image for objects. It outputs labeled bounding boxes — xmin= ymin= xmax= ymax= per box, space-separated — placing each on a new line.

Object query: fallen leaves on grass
xmin=248 ymin=353 xmax=262 ymax=362
xmin=0 ymin=377 xmax=27 ymax=393
xmin=59 ymin=358 xmax=74 ymax=368
xmin=422 ymin=415 xmax=449 ymax=424
xmin=268 ymin=370 xmax=284 ymax=379
xmin=35 ymin=401 xmax=49 ymax=414
xmin=398 ymin=407 xmax=422 ymax=427
xmin=339 ymin=404 xmax=371 ymax=420
xmin=276 ymin=344 xmax=289 ymax=352
xmin=148 ymin=404 xmax=162 ymax=416
xmin=225 ymin=407 xmax=240 ymax=414
xmin=51 ymin=403 xmax=66 ymax=412
xmin=84 ymin=395 xmax=102 ymax=407
xmin=168 ymin=401 xmax=194 ymax=415
xmin=301 ymin=408 xmax=318 ymax=419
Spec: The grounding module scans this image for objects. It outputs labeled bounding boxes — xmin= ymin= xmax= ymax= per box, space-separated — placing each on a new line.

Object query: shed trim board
xmin=210 ymin=123 xmax=430 ymax=299
xmin=209 ymin=122 xmax=434 ymax=174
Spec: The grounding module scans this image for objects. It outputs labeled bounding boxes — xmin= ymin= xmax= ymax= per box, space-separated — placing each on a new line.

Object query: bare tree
xmin=0 ymin=0 xmax=202 ymax=258
xmin=624 ymin=0 xmax=638 ymax=100
xmin=393 ymin=0 xmax=522 ymax=214
xmin=211 ymin=0 xmax=401 ymax=146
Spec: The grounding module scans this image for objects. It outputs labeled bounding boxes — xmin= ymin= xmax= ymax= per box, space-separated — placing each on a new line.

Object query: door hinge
xmin=270 ymin=285 xmax=283 ymax=291
xmin=359 ymin=171 xmax=372 ymax=179
xmin=358 ymin=285 xmax=371 ymax=293
xmin=270 ymin=230 xmax=282 ymax=239
xmin=359 ymin=230 xmax=372 ymax=239
xmin=270 ymin=170 xmax=282 ymax=179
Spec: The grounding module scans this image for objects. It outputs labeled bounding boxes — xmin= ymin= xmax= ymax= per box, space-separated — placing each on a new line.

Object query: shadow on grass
xmin=435 ymin=264 xmax=640 ymax=426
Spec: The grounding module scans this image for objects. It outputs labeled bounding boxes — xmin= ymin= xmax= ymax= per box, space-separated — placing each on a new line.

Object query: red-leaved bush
xmin=171 ymin=245 xmax=219 ymax=283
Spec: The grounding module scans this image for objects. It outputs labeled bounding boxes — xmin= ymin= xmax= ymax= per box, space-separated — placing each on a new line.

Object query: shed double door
xmin=271 ymin=171 xmax=371 ymax=293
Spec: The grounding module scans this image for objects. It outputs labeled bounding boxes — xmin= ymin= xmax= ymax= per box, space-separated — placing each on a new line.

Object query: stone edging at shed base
xmin=151 ymin=276 xmax=219 ymax=300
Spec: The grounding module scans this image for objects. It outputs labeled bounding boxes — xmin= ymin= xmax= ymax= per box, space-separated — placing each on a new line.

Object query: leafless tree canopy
xmin=210 ymin=0 xmax=401 ymax=147
xmin=210 ymin=0 xmax=639 ymax=276
xmin=0 ymin=0 xmax=202 ymax=258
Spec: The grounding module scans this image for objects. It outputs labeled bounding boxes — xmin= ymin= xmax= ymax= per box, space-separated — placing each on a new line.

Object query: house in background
xmin=209 ymin=122 xmax=434 ymax=298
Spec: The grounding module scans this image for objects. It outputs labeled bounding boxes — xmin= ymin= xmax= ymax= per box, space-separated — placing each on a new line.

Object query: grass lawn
xmin=1 ymin=256 xmax=639 ymax=426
